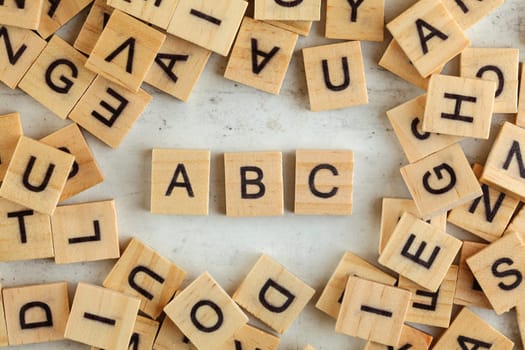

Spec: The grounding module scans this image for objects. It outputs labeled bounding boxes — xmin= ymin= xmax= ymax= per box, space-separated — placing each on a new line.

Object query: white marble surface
xmin=1 ymin=0 xmax=525 ymax=349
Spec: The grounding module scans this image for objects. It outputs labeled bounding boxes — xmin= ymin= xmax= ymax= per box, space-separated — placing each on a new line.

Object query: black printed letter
xmin=165 ymin=164 xmax=194 ymax=197
xmin=259 ymin=278 xmax=295 ymax=313
xmin=476 ymin=65 xmax=504 ymax=97
xmin=22 ymin=156 xmax=55 ymax=193
xmin=251 ymin=38 xmax=280 ymax=75
xmin=240 ymin=166 xmax=265 ymax=199
xmin=422 ymin=163 xmax=456 ymax=195
xmin=0 ymin=26 xmax=27 ymax=65
xmin=68 ymin=220 xmax=101 ymax=244
xmin=346 ymin=0 xmax=364 ymax=22
xmin=412 ymin=288 xmax=439 ymax=311
xmin=190 ymin=300 xmax=223 ymax=332
xmin=128 ymin=265 xmax=165 ymax=300
xmin=0 ymin=0 xmax=25 ymax=9
xmin=154 ymin=53 xmax=189 ymax=83
xmin=47 ymin=0 xmax=60 ymax=17
xmin=401 ymin=233 xmax=441 ymax=269
xmin=441 ymin=93 xmax=476 ymax=123
xmin=457 ymin=335 xmax=492 ymax=350
xmin=415 ymin=19 xmax=448 ymax=55
xmin=274 ymin=0 xmax=303 ymax=7
xmin=45 ymin=59 xmax=78 ymax=94
xmin=7 ymin=210 xmax=33 ymax=244
xmin=322 ymin=57 xmax=350 ymax=91
xmin=491 ymin=257 xmax=523 ymax=291
xmin=19 ymin=302 xmax=53 ymax=329
xmin=502 ymin=141 xmax=525 ymax=178
xmin=91 ymin=87 xmax=129 ymax=127
xmin=58 ymin=146 xmax=79 ymax=179
xmin=105 ymin=37 xmax=135 ymax=74
xmin=411 ymin=117 xmax=430 ymax=140
xmin=308 ymin=164 xmax=339 ymax=198
xmin=468 ymin=184 xmax=505 ymax=223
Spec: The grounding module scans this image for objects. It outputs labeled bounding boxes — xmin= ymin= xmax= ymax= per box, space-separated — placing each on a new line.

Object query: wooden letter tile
xmin=233 ymin=254 xmax=315 ymax=334
xmin=315 ymin=251 xmax=396 ymax=319
xmin=454 ymin=241 xmax=491 ymax=309
xmin=218 ymin=324 xmax=280 ymax=350
xmin=224 ymin=17 xmax=298 ymax=95
xmin=517 ymin=63 xmax=525 ymax=127
xmin=432 ymin=307 xmax=513 ymax=350
xmin=144 ymin=34 xmax=211 ymax=102
xmin=378 ymin=212 xmax=462 ymax=291
xmin=224 ymin=151 xmax=283 ymax=217
xmin=398 ymin=265 xmax=458 ymax=328
xmin=36 ymin=0 xmax=93 ymax=39
xmin=153 ymin=316 xmax=197 ymax=350
xmin=73 ymin=0 xmax=114 ymax=55
xmin=506 ymin=205 xmax=525 ymax=235
xmin=0 ymin=0 xmax=43 ymax=30
xmin=448 ymin=164 xmax=519 ymax=242
xmin=442 ymin=0 xmax=504 ymax=30
xmin=40 ymin=124 xmax=104 ymax=202
xmin=3 ymin=282 xmax=69 ymax=345
xmin=325 ymin=0 xmax=384 ymax=41
xmin=65 ymin=282 xmax=140 ymax=350
xmin=335 ymin=276 xmax=411 ymax=346
xmin=0 ymin=136 xmax=74 ymax=215
xmin=18 ymin=35 xmax=96 ymax=119
xmin=0 ymin=285 xmax=7 ymax=347
xmin=91 ymin=315 xmax=159 ymax=350
xmin=151 ymin=149 xmax=211 ymax=215
xmin=0 ymin=112 xmax=22 ymax=180
xmin=166 ymin=0 xmax=248 ymax=56
xmin=265 ymin=20 xmax=312 ymax=36
xmin=0 ymin=26 xmax=46 ymax=89
xmin=51 ymin=200 xmax=120 ymax=264
xmin=164 ymin=272 xmax=248 ymax=350
xmin=387 ymin=95 xmax=462 ymax=163
xmin=467 ymin=231 xmax=525 ymax=314
xmin=107 ymin=0 xmax=179 ymax=29
xmin=386 ymin=0 xmax=470 ymax=78
xmin=400 ymin=143 xmax=482 ymax=218
xmin=303 ymin=41 xmax=368 ymax=112
xmin=85 ymin=10 xmax=166 ymax=92
xmin=69 ymin=75 xmax=152 ymax=148
xmin=104 ymin=237 xmax=187 ymax=319
xmin=254 ymin=0 xmax=320 ymax=20
xmin=294 ymin=149 xmax=353 ymax=215
xmin=364 ymin=325 xmax=433 ymax=350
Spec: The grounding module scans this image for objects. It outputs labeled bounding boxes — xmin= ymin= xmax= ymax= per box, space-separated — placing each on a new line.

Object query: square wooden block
xmin=218 ymin=324 xmax=280 ymax=350
xmin=0 ymin=198 xmax=54 ymax=262
xmin=387 ymin=95 xmax=462 ymax=163
xmin=303 ymin=41 xmax=368 ymax=112
xmin=398 ymin=265 xmax=458 ymax=328
xmin=69 ymin=75 xmax=152 ymax=148
xmin=224 ymin=17 xmax=298 ymax=95
xmin=107 ymin=0 xmax=179 ymax=29
xmin=18 ymin=35 xmax=96 ymax=120
xmin=144 ymin=34 xmax=211 ymax=102
xmin=335 ymin=276 xmax=411 ymax=346
xmin=0 ymin=136 xmax=74 ymax=215
xmin=266 ymin=20 xmax=311 ymax=36
xmin=315 ymin=251 xmax=396 ymax=319
xmin=454 ymin=241 xmax=491 ymax=309
xmin=65 ymin=282 xmax=140 ymax=350
xmin=325 ymin=0 xmax=384 ymax=41
xmin=153 ymin=316 xmax=197 ymax=350
xmin=0 ymin=25 xmax=46 ymax=89
xmin=379 ymin=198 xmax=446 ymax=254
xmin=74 ymin=0 xmax=114 ymax=55
xmin=467 ymin=231 xmax=525 ymax=314
xmin=151 ymin=149 xmax=211 ymax=215
xmin=224 ymin=151 xmax=283 ymax=217
xmin=364 ymin=325 xmax=433 ymax=350
xmin=517 ymin=64 xmax=525 ymax=127
xmin=0 ymin=0 xmax=43 ymax=29
xmin=167 ymin=0 xmax=247 ymax=56
xmin=254 ymin=0 xmax=320 ymax=20
xmin=40 ymin=124 xmax=104 ymax=202
xmin=460 ymin=48 xmax=519 ymax=114
xmin=164 ymin=272 xmax=248 ymax=350
xmin=442 ymin=0 xmax=504 ymax=30
xmin=0 ymin=112 xmax=22 ymax=180
xmin=0 ymin=285 xmax=7 ymax=347
xmin=481 ymin=122 xmax=525 ymax=201
xmin=51 ymin=200 xmax=120 ymax=264
xmin=233 ymin=254 xmax=315 ymax=333
xmin=91 ymin=315 xmax=159 ymax=350
xmin=432 ymin=307 xmax=513 ymax=350
xmin=400 ymin=143 xmax=482 ymax=218
xmin=448 ymin=164 xmax=519 ymax=242
xmin=386 ymin=0 xmax=469 ymax=78
xmin=85 ymin=10 xmax=166 ymax=92
xmin=104 ymin=237 xmax=187 ymax=319
xmin=294 ymin=149 xmax=353 ymax=215
xmin=3 ymin=282 xmax=69 ymax=345
xmin=378 ymin=212 xmax=462 ymax=291
xmin=36 ymin=0 xmax=93 ymax=39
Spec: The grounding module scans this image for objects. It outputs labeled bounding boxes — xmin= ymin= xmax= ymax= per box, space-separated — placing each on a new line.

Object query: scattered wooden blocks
xmin=442 ymin=0 xmax=505 ymax=30
xmin=266 ymin=20 xmax=312 ymax=36
xmin=86 ymin=10 xmax=166 ymax=92
xmin=454 ymin=241 xmax=491 ymax=309
xmin=36 ymin=0 xmax=93 ymax=39
xmin=325 ymin=0 xmax=384 ymax=41
xmin=164 ymin=272 xmax=248 ymax=350
xmin=224 ymin=151 xmax=283 ymax=216
xmin=0 ymin=25 xmax=46 ymax=89
xmin=378 ymin=212 xmax=462 ymax=291
xmin=303 ymin=41 xmax=368 ymax=112
xmin=74 ymin=0 xmax=114 ymax=55
xmin=153 ymin=315 xmax=197 ymax=350
xmin=254 ymin=0 xmax=320 ymax=20
xmin=335 ymin=276 xmax=411 ymax=346
xmin=18 ymin=35 xmax=97 ymax=119
xmin=432 ymin=307 xmax=513 ymax=350
xmin=103 ymin=237 xmax=187 ymax=319
xmin=398 ymin=265 xmax=458 ymax=328
xmin=68 ymin=75 xmax=152 ymax=148
xmin=448 ymin=164 xmax=519 ymax=242
xmin=92 ymin=315 xmax=159 ymax=350
xmin=387 ymin=0 xmax=470 ymax=78
xmin=51 ymin=200 xmax=120 ymax=264
xmin=386 ymin=95 xmax=462 ymax=163
xmin=224 ymin=17 xmax=298 ymax=95
xmin=218 ymin=324 xmax=280 ymax=350
xmin=517 ymin=63 xmax=525 ymax=127
xmin=166 ymin=0 xmax=248 ymax=56
xmin=144 ymin=34 xmax=211 ymax=102
xmin=107 ymin=0 xmax=179 ymax=29
xmin=400 ymin=143 xmax=482 ymax=218
xmin=233 ymin=254 xmax=315 ymax=333
xmin=0 ymin=136 xmax=74 ymax=215
xmin=467 ymin=231 xmax=525 ymax=314
xmin=294 ymin=149 xmax=353 ymax=215
xmin=151 ymin=149 xmax=211 ymax=215
xmin=0 ymin=0 xmax=43 ymax=30
xmin=363 ymin=325 xmax=433 ymax=350
xmin=0 ymin=285 xmax=7 ymax=347
xmin=0 ymin=112 xmax=22 ymax=180
xmin=3 ymin=282 xmax=69 ymax=345
xmin=65 ymin=282 xmax=141 ymax=350
xmin=315 ymin=251 xmax=396 ymax=319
